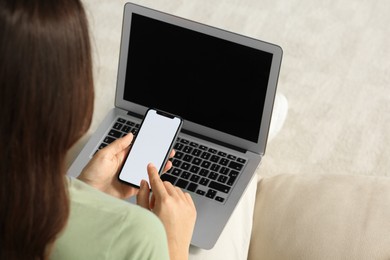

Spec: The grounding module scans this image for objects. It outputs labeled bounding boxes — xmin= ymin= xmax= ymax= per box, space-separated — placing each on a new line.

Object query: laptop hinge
xmin=127 ymin=111 xmax=247 ymax=154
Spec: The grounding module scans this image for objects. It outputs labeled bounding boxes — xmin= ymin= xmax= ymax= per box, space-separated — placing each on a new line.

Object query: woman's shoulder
xmin=66 ymin=177 xmax=164 ymax=232
xmin=51 ymin=177 xmax=169 ymax=260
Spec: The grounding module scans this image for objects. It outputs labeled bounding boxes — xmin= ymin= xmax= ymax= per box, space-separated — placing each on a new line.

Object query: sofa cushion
xmin=248 ymin=174 xmax=390 ymax=260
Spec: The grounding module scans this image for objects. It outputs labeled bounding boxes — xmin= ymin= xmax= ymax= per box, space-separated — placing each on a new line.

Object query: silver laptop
xmin=68 ymin=2 xmax=282 ymax=250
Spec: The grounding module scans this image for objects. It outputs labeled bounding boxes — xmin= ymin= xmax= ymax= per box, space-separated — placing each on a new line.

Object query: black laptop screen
xmin=123 ymin=13 xmax=273 ymax=143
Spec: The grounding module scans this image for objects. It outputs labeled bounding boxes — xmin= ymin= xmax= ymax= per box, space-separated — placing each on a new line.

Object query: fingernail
xmin=141 ymin=180 xmax=149 ymax=189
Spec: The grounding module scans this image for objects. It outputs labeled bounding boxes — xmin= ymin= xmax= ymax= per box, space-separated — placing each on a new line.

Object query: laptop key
xmin=206 ymin=189 xmax=217 ymax=199
xmin=192 ymin=149 xmax=202 ymax=156
xmin=108 ymin=129 xmax=122 ymax=138
xmin=208 ymin=148 xmax=217 ymax=154
xmin=217 ymin=175 xmax=228 ymax=183
xmin=190 ymin=175 xmax=200 ymax=183
xmin=227 ymin=154 xmax=236 ymax=160
xmin=228 ymin=161 xmax=244 ymax=171
xmin=200 ymin=160 xmax=211 ymax=169
xmin=172 ymin=159 xmax=182 ymax=167
xmin=181 ymin=171 xmax=191 ymax=179
xmin=190 ymin=142 xmax=198 ymax=147
xmin=219 ymin=158 xmax=229 ymax=166
xmin=176 ymin=179 xmax=189 ymax=189
xmin=199 ymin=169 xmax=209 ymax=177
xmin=183 ymin=154 xmax=192 ymax=162
xmin=217 ymin=151 xmax=227 ymax=157
xmin=98 ymin=143 xmax=107 ymax=149
xmin=199 ymin=145 xmax=208 ymax=150
xmin=192 ymin=157 xmax=202 ymax=165
xmin=196 ymin=190 xmax=205 ymax=196
xmin=215 ymin=196 xmax=224 ymax=202
xmin=161 ymin=174 xmax=177 ymax=185
xmin=130 ymin=128 xmax=138 ymax=135
xmin=199 ymin=177 xmax=209 ymax=186
xmin=174 ymin=151 xmax=184 ymax=159
xmin=187 ymin=182 xmax=198 ymax=192
xmin=227 ymin=171 xmax=239 ymax=186
xmin=117 ymin=118 xmax=126 ymax=123
xmin=209 ymin=181 xmax=230 ymax=193
xmin=113 ymin=122 xmax=123 ymax=130
xmin=103 ymin=136 xmax=115 ymax=144
xmin=121 ymin=125 xmax=131 ymax=133
xmin=174 ymin=142 xmax=184 ymax=151
xmin=208 ymin=172 xmax=218 ymax=180
xmin=237 ymin=157 xmax=246 ymax=164
xmin=171 ymin=168 xmax=181 ymax=176
xmin=210 ymin=163 xmax=220 ymax=172
xmin=210 ymin=155 xmax=220 ymax=162
xmin=183 ymin=146 xmax=193 ymax=154
xmin=180 ymin=138 xmax=189 ymax=144
xmin=219 ymin=167 xmax=229 ymax=175
xmin=189 ymin=165 xmax=200 ymax=174
xmin=180 ymin=162 xmax=190 ymax=170
xmin=126 ymin=120 xmax=135 ymax=126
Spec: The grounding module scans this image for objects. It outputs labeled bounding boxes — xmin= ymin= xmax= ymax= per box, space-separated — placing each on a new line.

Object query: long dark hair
xmin=0 ymin=0 xmax=94 ymax=258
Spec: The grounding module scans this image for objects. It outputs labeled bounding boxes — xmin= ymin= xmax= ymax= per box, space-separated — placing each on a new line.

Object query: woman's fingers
xmin=147 ymin=163 xmax=169 ymax=198
xmin=163 ymin=160 xmax=172 ymax=173
xmin=102 ymin=132 xmax=133 ymax=155
xmin=137 ymin=163 xmax=177 ymax=210
xmin=136 ymin=179 xmax=150 ymax=209
xmin=162 ymin=149 xmax=175 ymax=173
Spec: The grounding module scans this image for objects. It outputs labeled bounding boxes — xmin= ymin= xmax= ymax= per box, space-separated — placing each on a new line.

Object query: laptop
xmin=68 ymin=2 xmax=282 ymax=250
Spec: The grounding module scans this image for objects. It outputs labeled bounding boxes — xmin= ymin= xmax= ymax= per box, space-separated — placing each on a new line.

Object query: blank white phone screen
xmin=119 ymin=110 xmax=182 ymax=187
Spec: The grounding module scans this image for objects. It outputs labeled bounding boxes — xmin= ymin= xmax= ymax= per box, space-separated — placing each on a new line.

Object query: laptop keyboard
xmin=95 ymin=117 xmax=247 ymax=204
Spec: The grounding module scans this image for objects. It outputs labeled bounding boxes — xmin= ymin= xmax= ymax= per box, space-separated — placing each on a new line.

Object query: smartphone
xmin=118 ymin=108 xmax=183 ymax=188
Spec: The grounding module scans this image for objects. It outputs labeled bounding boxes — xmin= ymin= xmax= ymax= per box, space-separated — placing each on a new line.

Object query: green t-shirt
xmin=51 ymin=177 xmax=170 ymax=260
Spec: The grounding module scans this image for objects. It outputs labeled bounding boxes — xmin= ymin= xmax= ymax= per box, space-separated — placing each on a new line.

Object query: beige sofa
xmin=248 ymin=174 xmax=390 ymax=260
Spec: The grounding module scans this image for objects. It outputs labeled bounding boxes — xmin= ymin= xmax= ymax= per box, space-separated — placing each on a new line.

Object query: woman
xmin=0 ymin=0 xmax=196 ymax=259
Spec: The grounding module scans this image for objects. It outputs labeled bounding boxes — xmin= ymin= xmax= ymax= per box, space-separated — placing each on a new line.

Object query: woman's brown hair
xmin=0 ymin=0 xmax=94 ymax=258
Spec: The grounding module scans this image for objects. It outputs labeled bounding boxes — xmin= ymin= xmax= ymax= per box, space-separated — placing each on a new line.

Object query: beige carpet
xmin=71 ymin=0 xmax=390 ymax=179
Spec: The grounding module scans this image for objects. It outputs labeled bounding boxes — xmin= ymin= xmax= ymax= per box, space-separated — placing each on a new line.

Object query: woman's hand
xmin=77 ymin=133 xmax=137 ymax=199
xmin=77 ymin=133 xmax=176 ymax=199
xmin=137 ymin=163 xmax=197 ymax=260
